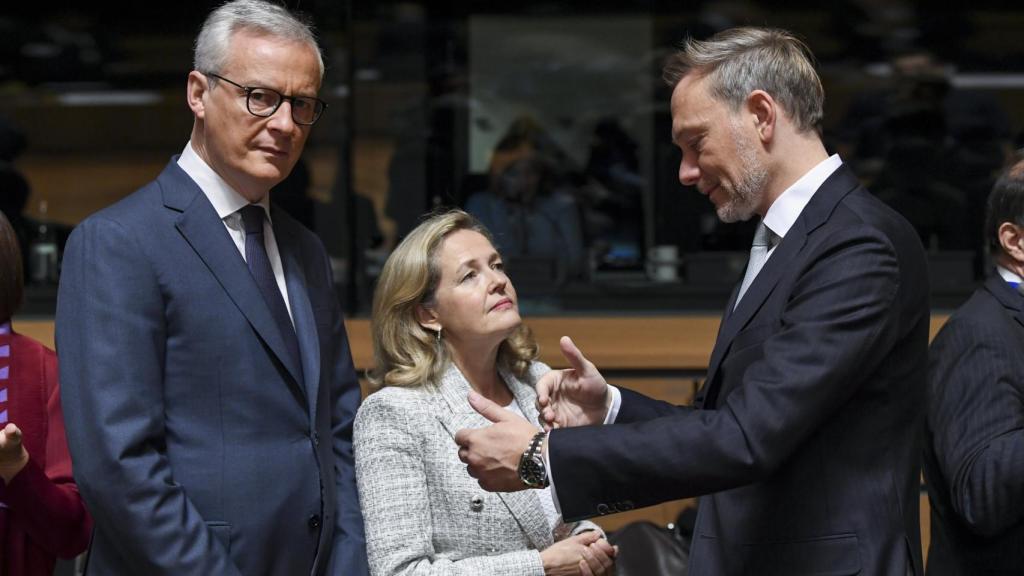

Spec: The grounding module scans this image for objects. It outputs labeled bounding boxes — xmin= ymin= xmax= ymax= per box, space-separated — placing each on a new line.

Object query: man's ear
xmin=415 ymin=304 xmax=441 ymax=333
xmin=746 ymin=89 xmax=776 ymax=143
xmin=998 ymin=222 xmax=1024 ymax=264
xmin=187 ymin=71 xmax=210 ymax=119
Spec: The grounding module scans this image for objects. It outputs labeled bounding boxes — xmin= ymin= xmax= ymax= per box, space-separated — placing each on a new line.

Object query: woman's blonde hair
xmin=367 ymin=209 xmax=537 ymax=390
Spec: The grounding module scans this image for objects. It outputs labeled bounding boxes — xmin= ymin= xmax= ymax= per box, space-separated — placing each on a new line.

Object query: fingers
xmin=582 ymin=543 xmax=615 ymax=576
xmin=467 ymin=391 xmax=515 ymax=423
xmin=572 ymin=530 xmax=602 ymax=545
xmin=454 ymin=428 xmax=471 ymax=449
xmin=535 ymin=370 xmax=559 ymax=409
xmin=559 ymin=336 xmax=594 ymax=376
xmin=589 ymin=538 xmax=616 ymax=558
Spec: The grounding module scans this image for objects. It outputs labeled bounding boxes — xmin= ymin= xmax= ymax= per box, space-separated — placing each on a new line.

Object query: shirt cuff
xmin=604 ymin=385 xmax=622 ymax=424
xmin=545 ymin=385 xmax=620 ymax=516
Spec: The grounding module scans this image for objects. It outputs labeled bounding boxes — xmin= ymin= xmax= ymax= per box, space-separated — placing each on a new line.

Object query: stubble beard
xmin=715 ymin=126 xmax=769 ymax=223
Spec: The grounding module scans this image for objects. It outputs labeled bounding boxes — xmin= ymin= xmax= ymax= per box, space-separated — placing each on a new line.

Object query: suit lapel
xmin=702 ymin=164 xmax=861 ymax=406
xmin=274 ymin=212 xmax=321 ymax=416
xmin=161 ymin=162 xmax=305 ymax=392
xmin=433 ymin=364 xmax=552 ymax=551
xmin=984 ymin=274 xmax=1024 ymax=330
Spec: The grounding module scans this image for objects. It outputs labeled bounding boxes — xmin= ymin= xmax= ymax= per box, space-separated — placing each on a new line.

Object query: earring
xmin=436 ymin=328 xmax=442 ymax=342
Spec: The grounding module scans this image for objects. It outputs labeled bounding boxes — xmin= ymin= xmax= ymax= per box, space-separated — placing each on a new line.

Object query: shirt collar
xmin=997 ymin=265 xmax=1023 ymax=286
xmin=762 ymin=154 xmax=842 ymax=239
xmin=177 ymin=141 xmax=272 ymax=223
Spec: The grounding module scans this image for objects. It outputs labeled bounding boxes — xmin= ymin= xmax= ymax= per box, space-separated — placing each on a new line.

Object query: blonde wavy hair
xmin=367 ymin=209 xmax=538 ymax=390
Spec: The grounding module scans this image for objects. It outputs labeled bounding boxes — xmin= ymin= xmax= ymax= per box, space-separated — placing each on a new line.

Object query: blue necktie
xmin=240 ymin=205 xmax=303 ymax=381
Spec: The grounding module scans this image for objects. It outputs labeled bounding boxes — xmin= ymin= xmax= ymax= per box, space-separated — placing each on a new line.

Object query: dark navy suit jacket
xmin=56 ymin=160 xmax=368 ymax=575
xmin=923 ymin=273 xmax=1024 ymax=575
xmin=550 ymin=164 xmax=929 ymax=575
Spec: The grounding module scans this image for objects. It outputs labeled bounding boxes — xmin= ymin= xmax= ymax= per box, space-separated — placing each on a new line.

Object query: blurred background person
xmin=923 ymin=159 xmax=1024 ymax=575
xmin=465 ymin=117 xmax=586 ymax=283
xmin=0 ymin=210 xmax=91 ymax=576
xmin=354 ymin=209 xmax=615 ymax=576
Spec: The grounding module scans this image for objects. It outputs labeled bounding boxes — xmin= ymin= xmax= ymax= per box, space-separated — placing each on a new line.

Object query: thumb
xmin=2 ymin=423 xmax=20 ymax=442
xmin=467 ymin=390 xmax=514 ymax=423
xmin=559 ymin=336 xmax=593 ymax=375
xmin=574 ymin=530 xmax=602 ymax=545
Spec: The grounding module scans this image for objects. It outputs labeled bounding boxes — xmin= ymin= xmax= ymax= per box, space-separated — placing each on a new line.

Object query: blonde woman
xmin=354 ymin=209 xmax=616 ymax=576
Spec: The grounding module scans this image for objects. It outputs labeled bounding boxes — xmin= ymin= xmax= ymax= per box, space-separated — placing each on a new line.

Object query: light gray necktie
xmin=735 ymin=221 xmax=778 ymax=309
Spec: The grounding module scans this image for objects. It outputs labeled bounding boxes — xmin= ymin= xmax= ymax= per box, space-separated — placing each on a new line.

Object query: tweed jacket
xmin=355 ymin=361 xmax=598 ymax=576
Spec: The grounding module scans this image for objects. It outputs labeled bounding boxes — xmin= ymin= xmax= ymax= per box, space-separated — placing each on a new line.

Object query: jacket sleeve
xmin=321 ymin=245 xmax=370 ymax=576
xmin=355 ymin=392 xmax=544 ymax=576
xmin=56 ymin=217 xmax=242 ymax=575
xmin=1 ymin=346 xmax=91 ymax=558
xmin=550 ymin=225 xmax=908 ymax=520
xmin=927 ymin=314 xmax=1024 ymax=537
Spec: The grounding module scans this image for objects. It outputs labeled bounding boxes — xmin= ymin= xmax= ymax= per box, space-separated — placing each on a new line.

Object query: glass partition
xmin=4 ymin=2 xmax=1023 ymax=316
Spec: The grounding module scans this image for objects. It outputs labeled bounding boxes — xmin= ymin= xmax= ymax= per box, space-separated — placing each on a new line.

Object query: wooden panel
xmin=345 ymin=314 xmax=951 ymax=372
xmin=17 ymin=313 xmax=953 ymax=371
xmin=12 ymin=319 xmax=55 ymax=349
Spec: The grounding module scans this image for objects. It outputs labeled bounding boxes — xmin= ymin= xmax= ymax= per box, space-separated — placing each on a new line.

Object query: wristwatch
xmin=518 ymin=431 xmax=550 ymax=488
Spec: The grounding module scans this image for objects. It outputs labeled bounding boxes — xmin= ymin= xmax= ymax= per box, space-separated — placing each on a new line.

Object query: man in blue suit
xmin=923 ymin=160 xmax=1024 ymax=575
xmin=457 ymin=27 xmax=929 ymax=575
xmin=55 ymin=2 xmax=368 ymax=574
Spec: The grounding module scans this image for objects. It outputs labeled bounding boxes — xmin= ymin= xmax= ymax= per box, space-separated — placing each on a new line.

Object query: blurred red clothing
xmin=0 ymin=327 xmax=91 ymax=576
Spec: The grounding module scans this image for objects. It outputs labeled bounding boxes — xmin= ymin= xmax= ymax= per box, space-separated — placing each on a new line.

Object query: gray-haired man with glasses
xmin=204 ymin=72 xmax=328 ymax=126
xmin=56 ymin=1 xmax=369 ymax=575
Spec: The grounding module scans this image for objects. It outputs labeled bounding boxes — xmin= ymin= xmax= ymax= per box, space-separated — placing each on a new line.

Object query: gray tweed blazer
xmin=354 ymin=361 xmax=600 ymax=576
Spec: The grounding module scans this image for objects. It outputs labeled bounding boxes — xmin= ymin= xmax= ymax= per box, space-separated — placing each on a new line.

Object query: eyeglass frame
xmin=204 ymin=72 xmax=328 ymax=126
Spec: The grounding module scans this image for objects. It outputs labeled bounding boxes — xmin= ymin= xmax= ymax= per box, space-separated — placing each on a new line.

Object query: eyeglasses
xmin=205 ymin=72 xmax=327 ymax=126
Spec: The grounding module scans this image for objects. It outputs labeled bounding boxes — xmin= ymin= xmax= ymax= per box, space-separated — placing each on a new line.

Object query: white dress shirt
xmin=997 ymin=265 xmax=1023 ymax=286
xmin=177 ymin=141 xmax=293 ymax=323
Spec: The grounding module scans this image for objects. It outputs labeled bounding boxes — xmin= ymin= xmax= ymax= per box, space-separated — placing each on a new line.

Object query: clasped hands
xmin=454 ymin=336 xmax=610 ymax=492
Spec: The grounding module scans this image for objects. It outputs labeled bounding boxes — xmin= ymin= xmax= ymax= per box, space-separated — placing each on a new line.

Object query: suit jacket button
xmin=470 ymin=495 xmax=484 ymax=512
xmin=596 ymin=503 xmax=611 ymax=515
xmin=308 ymin=514 xmax=321 ymax=530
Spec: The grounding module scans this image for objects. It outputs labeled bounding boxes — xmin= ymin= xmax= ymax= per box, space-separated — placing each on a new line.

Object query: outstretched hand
xmin=455 ymin=391 xmax=540 ymax=492
xmin=536 ymin=337 xmax=610 ymax=431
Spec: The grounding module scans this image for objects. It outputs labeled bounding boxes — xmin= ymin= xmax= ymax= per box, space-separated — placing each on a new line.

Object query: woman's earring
xmin=436 ymin=327 xmax=442 ymax=342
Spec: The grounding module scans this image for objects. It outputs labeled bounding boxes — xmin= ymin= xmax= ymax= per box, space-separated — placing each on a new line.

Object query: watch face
xmin=519 ymin=456 xmax=546 ymax=487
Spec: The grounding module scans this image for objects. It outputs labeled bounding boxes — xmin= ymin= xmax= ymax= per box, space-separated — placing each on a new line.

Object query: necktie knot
xmin=240 ymin=205 xmax=265 ymax=236
xmin=753 ymin=221 xmax=778 ymax=249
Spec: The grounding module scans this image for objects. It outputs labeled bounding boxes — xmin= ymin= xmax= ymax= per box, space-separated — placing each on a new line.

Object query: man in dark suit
xmin=55 ymin=2 xmax=368 ymax=574
xmin=923 ymin=160 xmax=1024 ymax=575
xmin=456 ymin=27 xmax=929 ymax=575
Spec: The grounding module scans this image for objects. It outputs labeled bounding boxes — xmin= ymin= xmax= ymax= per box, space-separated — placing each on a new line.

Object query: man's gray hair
xmin=663 ymin=27 xmax=823 ymax=135
xmin=194 ymin=0 xmax=324 ymax=79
